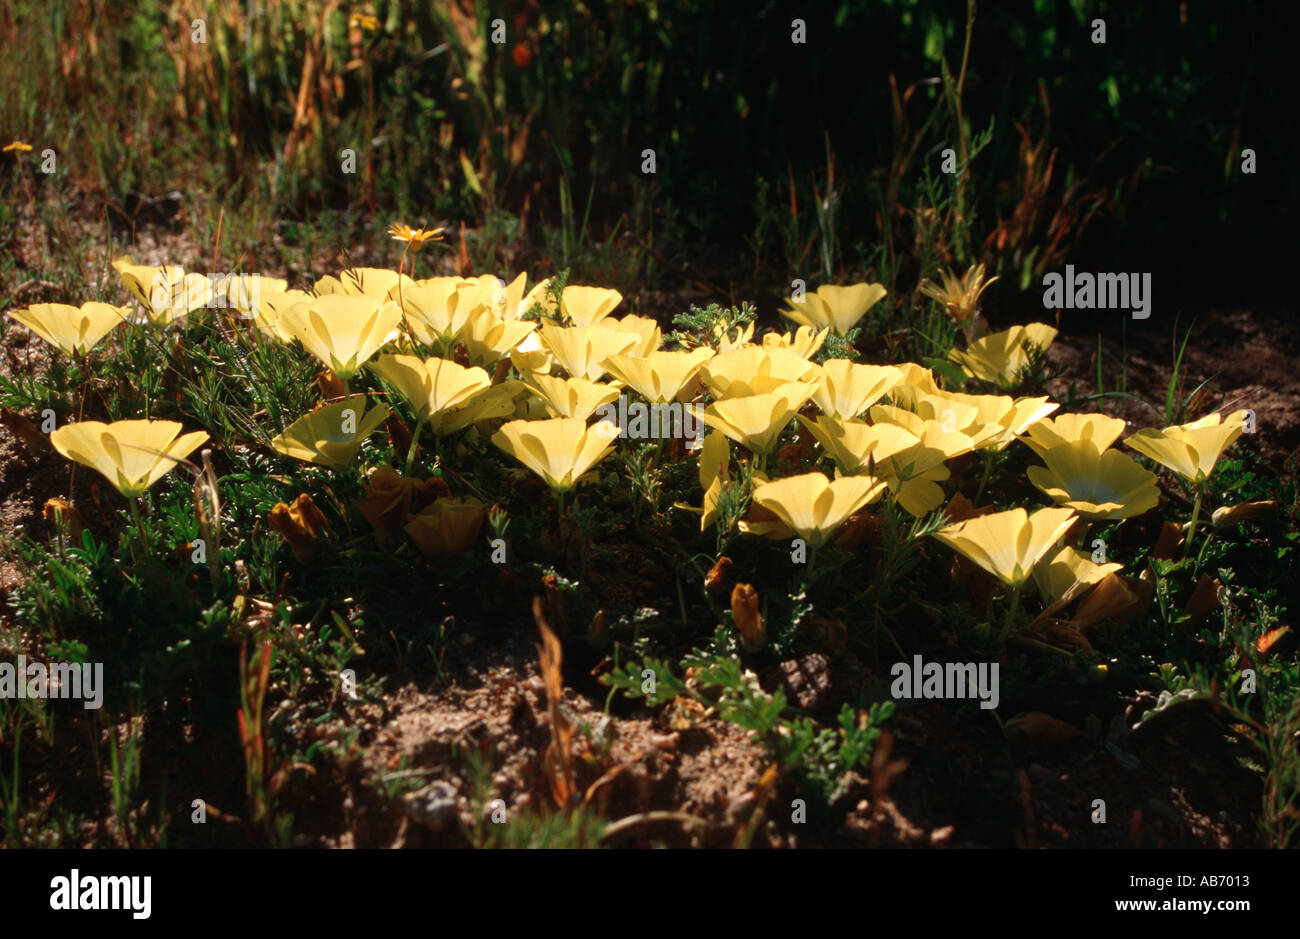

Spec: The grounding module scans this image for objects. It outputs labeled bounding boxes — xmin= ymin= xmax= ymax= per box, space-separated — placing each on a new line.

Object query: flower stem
xmin=128 ymin=497 xmax=149 ymax=562
xmin=974 ymin=450 xmax=994 ymax=504
xmin=998 ymin=584 xmax=1022 ymax=643
xmin=403 ymin=416 xmax=426 ymax=476
xmin=396 ymin=243 xmax=413 ymax=340
xmin=805 ymin=541 xmax=821 ymax=585
xmin=1183 ymin=486 xmax=1204 ymax=557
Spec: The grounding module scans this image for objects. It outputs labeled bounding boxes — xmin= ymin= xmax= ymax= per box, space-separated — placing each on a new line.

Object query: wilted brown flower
xmin=1035 ymin=619 xmax=1094 ymax=652
xmin=315 ymin=369 xmax=345 ymax=400
xmin=1 ymin=407 xmax=47 ymax=456
xmin=777 ymin=443 xmax=804 ymax=472
xmin=943 ymin=491 xmax=997 ymax=525
xmin=43 ymin=497 xmax=86 ymax=545
xmin=705 ymin=556 xmax=733 ymax=594
xmin=801 ymin=611 xmax=848 ymax=654
xmin=1071 ymin=572 xmax=1149 ymax=630
xmin=268 ymin=493 xmax=335 ymax=563
xmin=835 ymin=511 xmax=881 ymax=551
xmin=356 ymin=465 xmax=445 ymax=550
xmin=1211 ymin=500 xmax=1277 ymax=530
xmin=385 ymin=412 xmax=413 ymax=455
xmin=404 ymin=497 xmax=485 ymax=561
xmin=1183 ymin=574 xmax=1224 ymax=625
xmin=1005 ymin=711 xmax=1080 ymax=746
xmin=1151 ymin=520 xmax=1184 ymax=559
xmin=731 ymin=582 xmax=764 ymax=652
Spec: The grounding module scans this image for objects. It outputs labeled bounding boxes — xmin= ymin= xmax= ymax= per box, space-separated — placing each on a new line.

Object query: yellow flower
xmin=781 ymin=282 xmax=887 ymax=336
xmin=398 ymin=277 xmax=483 ymax=347
xmin=752 ymin=471 xmax=887 ymax=549
xmin=50 ymin=419 xmax=209 ymax=498
xmin=270 ymin=396 xmax=391 ymax=468
xmin=524 ymin=373 xmax=621 ymax=421
xmin=496 ymin=274 xmax=555 ymax=320
xmin=695 ymin=429 xmax=731 ymax=530
xmin=797 ymin=415 xmax=918 ymax=475
xmin=701 ymin=382 xmax=815 ymax=456
xmin=809 ymin=360 xmax=903 ymax=420
xmin=595 ymin=314 xmax=661 ymax=357
xmin=349 ymin=12 xmax=381 ymax=31
xmin=405 ymin=497 xmax=487 ymax=560
xmin=8 ymin=302 xmax=127 ymax=356
xmin=948 ymin=322 xmax=1057 ymax=388
xmin=884 ymin=390 xmax=1042 ymax=451
xmin=279 ymin=294 xmax=403 ymax=380
xmin=933 ymin=506 xmax=1078 ymax=588
xmin=871 ymin=400 xmax=992 ymax=450
xmin=458 ymin=307 xmax=537 ymax=367
xmin=1027 ymin=439 xmax=1160 ymax=520
xmin=539 ymin=323 xmax=640 ymax=381
xmin=3 ymin=140 xmax=33 ymax=153
xmin=221 ymin=274 xmax=289 ymax=318
xmin=1022 ymin=412 xmax=1127 ymax=458
xmin=873 ymin=425 xmax=974 ymax=516
xmin=700 ymin=345 xmax=820 ymax=399
xmin=982 ymin=395 xmax=1060 ymax=451
xmin=111 ymin=256 xmax=212 ymax=323
xmin=713 ymin=321 xmax=756 ymax=353
xmin=436 ymin=382 xmax=525 ymax=435
xmin=1124 ymin=411 xmax=1248 ymax=485
xmin=761 ymin=325 xmax=829 ymax=360
xmin=372 ymin=353 xmax=493 ymax=426
xmin=1033 ymin=546 xmax=1123 ymax=604
xmin=602 ymin=348 xmax=715 ymax=403
xmin=560 ymin=285 xmax=623 ymax=328
xmin=313 ymin=267 xmax=413 ymax=300
xmin=387 ymin=222 xmax=444 ymax=247
xmin=253 ymin=289 xmax=314 ymax=343
xmin=893 ymin=362 xmax=942 ymax=395
xmin=491 ymin=417 xmax=617 ymax=493
xmin=509 ymin=335 xmax=555 ymax=377
xmin=918 ymin=263 xmax=999 ymax=323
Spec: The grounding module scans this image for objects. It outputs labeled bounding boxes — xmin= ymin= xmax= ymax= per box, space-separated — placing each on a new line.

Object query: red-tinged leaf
xmin=1257 ymin=626 xmax=1291 ymax=655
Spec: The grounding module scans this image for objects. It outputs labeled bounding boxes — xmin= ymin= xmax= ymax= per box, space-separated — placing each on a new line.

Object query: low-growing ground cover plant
xmin=0 ymin=238 xmax=1294 ymax=849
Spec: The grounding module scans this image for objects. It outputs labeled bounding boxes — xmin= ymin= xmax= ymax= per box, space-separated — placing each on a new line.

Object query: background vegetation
xmin=3 ymin=0 xmax=1296 ymax=311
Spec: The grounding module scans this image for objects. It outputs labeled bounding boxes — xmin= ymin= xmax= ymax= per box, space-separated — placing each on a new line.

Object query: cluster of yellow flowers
xmin=4 ymin=253 xmax=1251 ymax=627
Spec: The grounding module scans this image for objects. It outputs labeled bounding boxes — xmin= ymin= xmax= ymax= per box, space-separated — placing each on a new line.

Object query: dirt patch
xmin=1045 ymin=307 xmax=1300 ymax=471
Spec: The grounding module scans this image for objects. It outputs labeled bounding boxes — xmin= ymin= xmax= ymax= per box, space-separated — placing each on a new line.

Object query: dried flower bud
xmin=731 ymin=582 xmax=764 ymax=653
xmin=268 ymin=493 xmax=335 ymax=563
xmin=705 ymin=556 xmax=732 ymax=594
